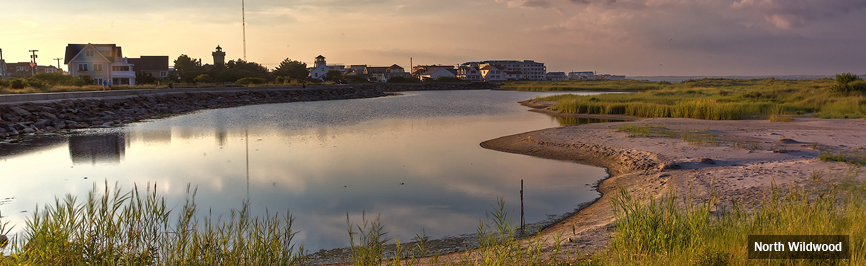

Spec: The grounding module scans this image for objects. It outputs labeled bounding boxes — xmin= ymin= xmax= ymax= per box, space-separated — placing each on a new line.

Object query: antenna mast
xmin=242 ymin=0 xmax=247 ymax=61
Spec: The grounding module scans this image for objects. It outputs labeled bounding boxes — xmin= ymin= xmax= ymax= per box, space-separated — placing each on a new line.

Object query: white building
xmin=65 ymin=43 xmax=136 ymax=85
xmin=419 ymin=67 xmax=456 ymax=81
xmin=462 ymin=60 xmax=546 ymax=80
xmin=480 ymin=65 xmax=506 ymax=82
xmin=308 ymin=55 xmax=331 ymax=80
xmin=456 ymin=65 xmax=482 ymax=81
xmin=545 ymin=72 xmax=567 ymax=81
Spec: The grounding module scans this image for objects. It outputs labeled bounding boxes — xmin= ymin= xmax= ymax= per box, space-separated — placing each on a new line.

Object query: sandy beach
xmin=479 ymin=100 xmax=866 ymax=256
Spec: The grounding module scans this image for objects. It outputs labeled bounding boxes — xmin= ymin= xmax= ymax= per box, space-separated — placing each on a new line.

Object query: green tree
xmin=135 ymin=71 xmax=158 ymax=85
xmin=322 ymin=70 xmax=343 ymax=82
xmin=173 ymin=54 xmax=204 ymax=83
xmin=216 ymin=59 xmax=269 ymax=82
xmin=273 ymin=58 xmax=309 ymax=79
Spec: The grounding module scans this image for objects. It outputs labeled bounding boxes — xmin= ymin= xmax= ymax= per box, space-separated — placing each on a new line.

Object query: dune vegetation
xmin=528 ymin=75 xmax=866 ymax=119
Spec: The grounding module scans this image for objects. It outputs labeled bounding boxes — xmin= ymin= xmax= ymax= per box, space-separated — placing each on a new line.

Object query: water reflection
xmin=0 ymin=90 xmax=614 ymax=251
xmin=68 ymin=133 xmax=126 ymax=165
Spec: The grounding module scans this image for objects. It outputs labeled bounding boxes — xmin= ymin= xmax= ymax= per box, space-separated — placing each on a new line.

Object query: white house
xmin=308 ymin=55 xmax=331 ymax=80
xmin=480 ymin=65 xmax=506 ymax=82
xmin=456 ymin=66 xmax=482 ymax=81
xmin=419 ymin=67 xmax=456 ymax=81
xmin=65 ymin=43 xmax=135 ymax=85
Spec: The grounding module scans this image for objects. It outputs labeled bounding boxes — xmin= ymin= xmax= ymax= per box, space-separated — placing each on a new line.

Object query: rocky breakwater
xmin=0 ymin=82 xmax=498 ymax=141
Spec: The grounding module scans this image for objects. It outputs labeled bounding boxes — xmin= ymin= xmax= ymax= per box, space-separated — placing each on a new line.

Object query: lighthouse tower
xmin=212 ymin=45 xmax=226 ymax=67
xmin=314 ymin=55 xmax=326 ymax=68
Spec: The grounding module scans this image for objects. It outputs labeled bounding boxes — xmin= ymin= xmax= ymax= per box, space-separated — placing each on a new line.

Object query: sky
xmin=1 ymin=0 xmax=865 ymax=76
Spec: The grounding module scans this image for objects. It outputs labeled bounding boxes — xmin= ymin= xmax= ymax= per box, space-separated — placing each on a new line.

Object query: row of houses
xmin=3 ymin=43 xmax=620 ymax=84
xmin=1 ymin=43 xmax=170 ymax=85
xmin=308 ymin=57 xmax=622 ymax=83
xmin=306 ymin=57 xmax=551 ymax=82
xmin=1 ymin=61 xmax=61 ymax=77
xmin=544 ymin=71 xmax=626 ymax=81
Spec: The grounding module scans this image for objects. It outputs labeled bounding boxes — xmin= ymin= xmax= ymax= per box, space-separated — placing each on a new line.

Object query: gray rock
xmin=41 ymin=111 xmax=58 ymax=120
xmin=34 ymin=119 xmax=50 ymax=129
xmin=10 ymin=106 xmax=32 ymax=116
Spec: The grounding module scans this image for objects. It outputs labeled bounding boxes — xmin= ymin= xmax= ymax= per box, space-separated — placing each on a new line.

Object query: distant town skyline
xmin=2 ymin=0 xmax=865 ymax=76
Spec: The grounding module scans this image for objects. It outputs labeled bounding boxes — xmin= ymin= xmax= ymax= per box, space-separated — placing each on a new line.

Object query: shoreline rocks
xmin=1 ymin=82 xmax=499 ymax=141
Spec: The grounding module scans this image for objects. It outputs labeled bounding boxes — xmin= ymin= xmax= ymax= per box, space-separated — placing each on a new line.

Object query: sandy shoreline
xmin=479 ymin=100 xmax=866 ymax=256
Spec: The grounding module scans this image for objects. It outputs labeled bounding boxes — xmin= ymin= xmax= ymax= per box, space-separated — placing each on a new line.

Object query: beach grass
xmin=534 ymin=77 xmax=866 ymax=120
xmin=0 ymin=182 xmax=306 ymax=265
xmin=820 ymin=148 xmax=866 ymax=166
xmin=602 ymin=168 xmax=866 ymax=265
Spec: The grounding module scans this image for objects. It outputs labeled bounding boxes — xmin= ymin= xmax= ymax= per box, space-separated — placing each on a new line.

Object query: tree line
xmin=142 ymin=55 xmax=312 ymax=85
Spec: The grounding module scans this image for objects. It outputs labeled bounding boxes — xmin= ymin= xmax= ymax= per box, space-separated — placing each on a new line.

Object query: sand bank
xmin=480 ymin=102 xmax=866 ymax=254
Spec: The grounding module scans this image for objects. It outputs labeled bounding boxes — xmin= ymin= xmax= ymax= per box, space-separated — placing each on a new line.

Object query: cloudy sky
xmin=2 ymin=0 xmax=865 ymax=76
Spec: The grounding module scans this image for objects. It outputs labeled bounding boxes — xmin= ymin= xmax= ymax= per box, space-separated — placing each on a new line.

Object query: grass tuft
xmin=0 ymin=182 xmax=306 ymax=265
xmin=603 ymin=167 xmax=866 ymax=265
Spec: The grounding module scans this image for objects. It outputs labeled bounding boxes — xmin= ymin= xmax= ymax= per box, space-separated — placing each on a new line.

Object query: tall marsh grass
xmin=0 ymin=182 xmax=305 ymax=265
xmin=539 ymin=78 xmax=866 ymax=120
xmin=604 ymin=168 xmax=866 ymax=265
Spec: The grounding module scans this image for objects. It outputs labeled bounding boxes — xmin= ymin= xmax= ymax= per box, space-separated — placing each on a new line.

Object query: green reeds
xmin=820 ymin=148 xmax=866 ymax=166
xmin=0 ymin=182 xmax=305 ymax=265
xmin=541 ymin=77 xmax=866 ymax=120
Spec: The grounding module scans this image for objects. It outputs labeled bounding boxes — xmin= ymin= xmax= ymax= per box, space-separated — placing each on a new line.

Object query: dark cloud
xmin=732 ymin=0 xmax=866 ymax=29
xmin=508 ymin=0 xmax=553 ymax=9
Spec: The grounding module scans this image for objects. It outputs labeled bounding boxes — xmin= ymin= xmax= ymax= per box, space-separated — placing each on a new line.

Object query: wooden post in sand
xmin=520 ymin=179 xmax=525 ymax=232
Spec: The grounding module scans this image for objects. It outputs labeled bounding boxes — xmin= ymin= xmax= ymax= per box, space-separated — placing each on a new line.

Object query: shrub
xmin=433 ymin=76 xmax=467 ymax=83
xmin=28 ymin=72 xmax=74 ymax=86
xmin=836 ymin=73 xmax=861 ymax=84
xmin=9 ymin=78 xmax=28 ymax=89
xmin=386 ymin=76 xmax=420 ymax=83
xmin=235 ymin=77 xmax=266 ymax=85
xmin=193 ymin=74 xmax=213 ymax=83
xmin=0 ymin=79 xmax=8 ymax=88
xmin=74 ymin=74 xmax=94 ymax=87
xmin=344 ymin=75 xmax=369 ymax=84
xmin=26 ymin=79 xmax=47 ymax=89
xmin=830 ymin=73 xmax=865 ymax=93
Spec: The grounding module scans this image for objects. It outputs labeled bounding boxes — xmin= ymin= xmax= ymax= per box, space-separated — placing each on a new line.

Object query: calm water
xmin=0 ymin=90 xmax=610 ymax=251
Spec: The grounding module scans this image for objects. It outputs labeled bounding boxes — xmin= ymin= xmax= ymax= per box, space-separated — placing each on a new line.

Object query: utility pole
xmin=29 ymin=50 xmax=39 ymax=76
xmin=0 ymin=48 xmax=5 ymax=78
xmin=242 ymin=0 xmax=247 ymax=61
xmin=53 ymin=58 xmax=63 ymax=74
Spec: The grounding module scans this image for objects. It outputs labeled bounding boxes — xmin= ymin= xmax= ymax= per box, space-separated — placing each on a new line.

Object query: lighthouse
xmin=212 ymin=45 xmax=226 ymax=67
